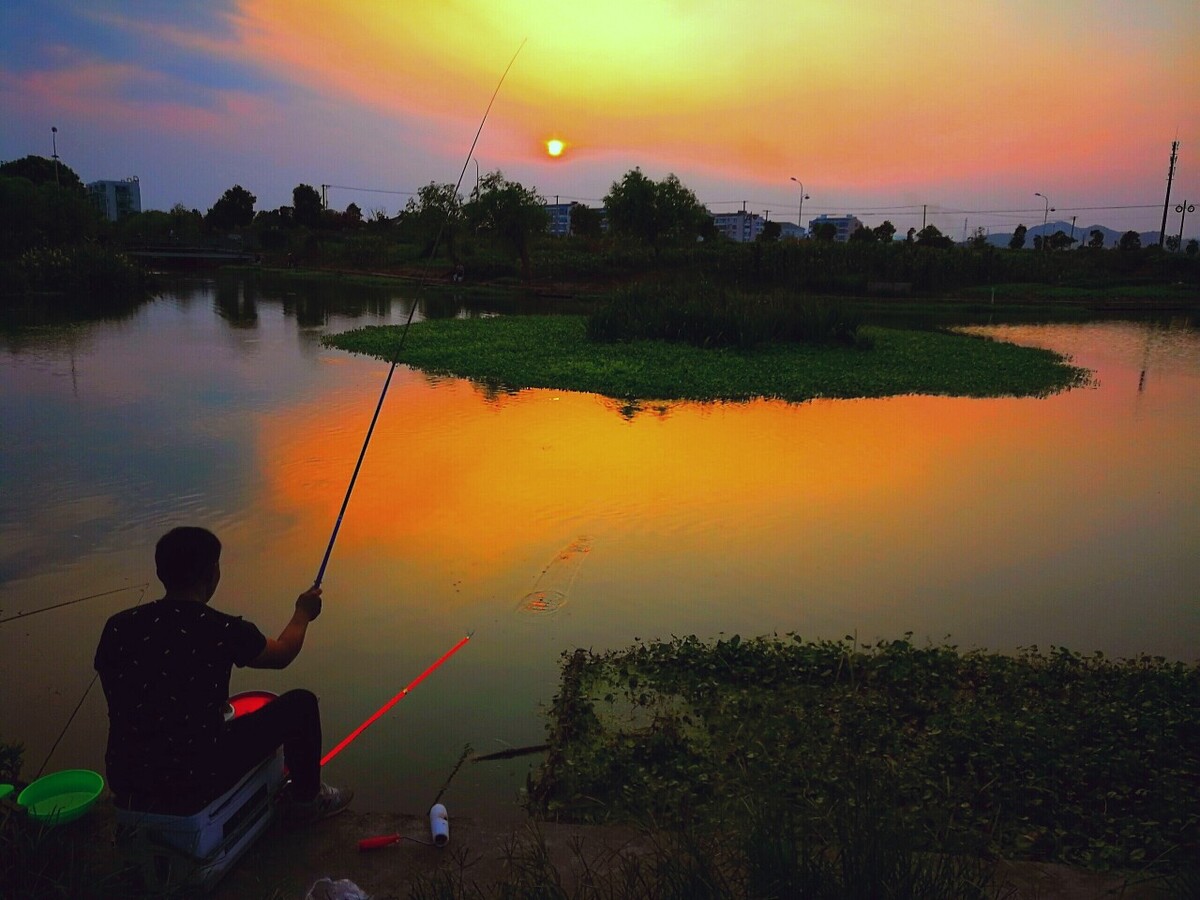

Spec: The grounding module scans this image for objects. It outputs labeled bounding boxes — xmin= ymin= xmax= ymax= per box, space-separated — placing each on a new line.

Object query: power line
xmin=319 ymin=182 xmax=1172 ymax=223
xmin=323 ymin=184 xmax=416 ymax=197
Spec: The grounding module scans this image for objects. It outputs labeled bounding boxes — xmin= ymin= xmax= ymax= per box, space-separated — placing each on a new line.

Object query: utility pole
xmin=1159 ymin=140 xmax=1178 ymax=247
xmin=51 ymin=126 xmax=60 ymax=185
xmin=922 ymin=205 xmax=927 ymax=230
xmin=1177 ymin=201 xmax=1195 ymax=249
xmin=321 ymin=184 xmax=328 ymax=209
xmin=1070 ymin=215 xmax=1077 ymax=245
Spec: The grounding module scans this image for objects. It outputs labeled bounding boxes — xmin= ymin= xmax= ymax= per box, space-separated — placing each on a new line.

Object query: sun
xmin=546 ymin=139 xmax=565 ymax=158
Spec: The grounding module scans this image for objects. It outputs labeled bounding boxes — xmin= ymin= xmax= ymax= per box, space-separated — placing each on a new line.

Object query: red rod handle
xmin=359 ymin=834 xmax=402 ymax=851
xmin=321 ymin=634 xmax=471 ymax=767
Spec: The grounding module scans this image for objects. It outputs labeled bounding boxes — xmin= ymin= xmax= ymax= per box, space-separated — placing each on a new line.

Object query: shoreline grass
xmin=323 ymin=315 xmax=1089 ymax=403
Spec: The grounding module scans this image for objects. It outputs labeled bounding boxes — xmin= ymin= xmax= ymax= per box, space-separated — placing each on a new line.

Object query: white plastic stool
xmin=115 ymin=750 xmax=285 ymax=892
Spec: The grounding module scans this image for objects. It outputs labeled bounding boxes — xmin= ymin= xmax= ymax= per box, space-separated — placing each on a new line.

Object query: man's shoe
xmin=281 ymin=782 xmax=353 ymax=824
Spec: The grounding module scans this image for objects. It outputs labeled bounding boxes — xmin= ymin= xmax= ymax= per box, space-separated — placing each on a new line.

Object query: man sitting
xmin=94 ymin=526 xmax=352 ymax=821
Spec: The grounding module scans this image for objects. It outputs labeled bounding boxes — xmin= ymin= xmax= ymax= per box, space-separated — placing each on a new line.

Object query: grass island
xmin=322 ymin=314 xmax=1090 ymax=404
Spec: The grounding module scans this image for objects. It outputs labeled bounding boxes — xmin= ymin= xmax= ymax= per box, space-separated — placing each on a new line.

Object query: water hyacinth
xmin=325 ymin=314 xmax=1088 ymax=404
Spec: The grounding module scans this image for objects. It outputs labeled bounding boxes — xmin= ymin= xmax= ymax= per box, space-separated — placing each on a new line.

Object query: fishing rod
xmin=0 ymin=583 xmax=149 ymax=626
xmin=312 ymin=38 xmax=527 ymax=590
xmin=320 ymin=632 xmax=472 ymax=766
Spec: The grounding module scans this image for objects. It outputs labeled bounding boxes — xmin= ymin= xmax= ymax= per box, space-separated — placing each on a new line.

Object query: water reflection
xmin=0 ymin=283 xmax=1197 ymax=818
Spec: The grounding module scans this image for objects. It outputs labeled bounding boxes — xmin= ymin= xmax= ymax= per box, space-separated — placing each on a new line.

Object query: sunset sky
xmin=2 ymin=1 xmax=1197 ymax=236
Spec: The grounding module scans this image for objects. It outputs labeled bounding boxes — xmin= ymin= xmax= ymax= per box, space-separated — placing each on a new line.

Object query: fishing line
xmin=313 ymin=38 xmax=527 ymax=589
xmin=0 ymin=582 xmax=149 ymax=626
xmin=432 ymin=742 xmax=472 ymax=806
xmin=35 ymin=584 xmax=148 ymax=778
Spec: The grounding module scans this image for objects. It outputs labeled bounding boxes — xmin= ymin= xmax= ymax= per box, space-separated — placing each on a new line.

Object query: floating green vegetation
xmin=527 ymin=636 xmax=1200 ymax=876
xmin=323 ymin=315 xmax=1089 ymax=403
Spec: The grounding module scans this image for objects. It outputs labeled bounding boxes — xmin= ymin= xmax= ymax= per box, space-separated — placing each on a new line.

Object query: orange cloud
xmin=208 ymin=0 xmax=1195 ymax=195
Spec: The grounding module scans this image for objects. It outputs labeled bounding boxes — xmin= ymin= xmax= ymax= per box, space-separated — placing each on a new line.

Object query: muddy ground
xmin=204 ymin=808 xmax=1175 ymax=900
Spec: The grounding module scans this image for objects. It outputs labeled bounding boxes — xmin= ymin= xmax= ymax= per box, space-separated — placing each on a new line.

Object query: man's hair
xmin=155 ymin=527 xmax=221 ymax=591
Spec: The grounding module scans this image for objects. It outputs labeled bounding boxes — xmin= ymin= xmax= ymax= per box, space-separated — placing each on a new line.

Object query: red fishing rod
xmin=321 ymin=632 xmax=471 ymax=767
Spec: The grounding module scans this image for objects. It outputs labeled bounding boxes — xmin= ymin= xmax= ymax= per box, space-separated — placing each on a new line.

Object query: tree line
xmin=2 ymin=153 xmax=1196 ymax=297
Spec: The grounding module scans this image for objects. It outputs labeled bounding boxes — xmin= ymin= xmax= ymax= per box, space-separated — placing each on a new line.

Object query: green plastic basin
xmin=17 ymin=769 xmax=104 ymax=824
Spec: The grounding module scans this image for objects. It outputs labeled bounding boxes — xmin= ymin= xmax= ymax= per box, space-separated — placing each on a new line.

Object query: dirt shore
xmin=207 ymin=809 xmax=1175 ymax=900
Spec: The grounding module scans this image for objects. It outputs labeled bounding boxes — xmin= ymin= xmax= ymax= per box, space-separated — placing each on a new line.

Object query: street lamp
xmin=790 ymin=177 xmax=809 ymax=235
xmin=1175 ymin=202 xmax=1194 ymax=250
xmin=1034 ymin=192 xmax=1054 ymax=250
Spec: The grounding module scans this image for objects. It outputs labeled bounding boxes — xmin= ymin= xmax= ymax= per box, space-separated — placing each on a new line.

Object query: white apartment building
xmin=807 ymin=214 xmax=864 ymax=242
xmin=711 ymin=210 xmax=765 ymax=243
xmin=88 ymin=177 xmax=141 ymax=221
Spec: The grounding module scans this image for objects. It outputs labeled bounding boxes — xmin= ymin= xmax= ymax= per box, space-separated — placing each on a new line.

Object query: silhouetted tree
xmin=1087 ymin=229 xmax=1106 ymax=249
xmin=1165 ymin=234 xmax=1181 ymax=252
xmin=1186 ymin=238 xmax=1199 ymax=257
xmin=206 ymin=185 xmax=256 ymax=231
xmin=569 ymin=203 xmax=604 ymax=239
xmin=402 ymin=182 xmax=463 ymax=258
xmin=1118 ymin=230 xmax=1141 ymax=251
xmin=967 ymin=226 xmax=990 ymax=250
xmin=604 ymin=169 xmax=708 ymax=254
xmin=1046 ymin=230 xmax=1076 ymax=251
xmin=873 ymin=221 xmax=897 ymax=242
xmin=757 ymin=220 xmax=782 ymax=242
xmin=1008 ymin=224 xmax=1027 ymax=250
xmin=469 ymin=170 xmax=548 ymax=281
xmin=813 ymin=222 xmax=838 ymax=242
xmin=292 ymin=184 xmax=323 ymax=229
xmin=0 ymin=154 xmax=86 ymax=194
xmin=916 ymin=224 xmax=953 ymax=249
xmin=847 ymin=223 xmax=876 ymax=243
xmin=343 ymin=202 xmax=363 ymax=227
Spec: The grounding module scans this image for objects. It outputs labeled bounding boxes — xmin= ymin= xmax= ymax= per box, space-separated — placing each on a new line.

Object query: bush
xmin=14 ymin=244 xmax=145 ymax=298
xmin=586 ymin=283 xmax=868 ymax=350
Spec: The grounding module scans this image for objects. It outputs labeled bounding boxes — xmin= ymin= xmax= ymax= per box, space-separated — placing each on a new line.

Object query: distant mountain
xmin=982 ymin=221 xmax=1167 ymax=249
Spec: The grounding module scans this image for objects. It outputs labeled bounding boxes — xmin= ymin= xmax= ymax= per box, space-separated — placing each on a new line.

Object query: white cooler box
xmin=115 ymin=750 xmax=286 ymax=892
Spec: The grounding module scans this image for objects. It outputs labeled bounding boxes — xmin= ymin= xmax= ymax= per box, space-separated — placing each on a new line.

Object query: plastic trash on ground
xmin=305 ymin=876 xmax=370 ymax=900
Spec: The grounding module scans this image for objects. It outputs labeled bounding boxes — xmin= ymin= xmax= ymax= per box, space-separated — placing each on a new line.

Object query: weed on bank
xmin=527 ymin=636 xmax=1199 ymax=877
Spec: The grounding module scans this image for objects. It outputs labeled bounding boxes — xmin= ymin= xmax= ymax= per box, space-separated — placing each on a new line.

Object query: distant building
xmin=711 ymin=210 xmax=765 ymax=243
xmin=808 ymin=214 xmax=863 ymax=242
xmin=88 ymin=177 xmax=141 ymax=221
xmin=544 ymin=201 xmax=607 ymax=236
xmin=778 ymin=222 xmax=806 ymax=240
xmin=545 ymin=201 xmax=576 ymax=236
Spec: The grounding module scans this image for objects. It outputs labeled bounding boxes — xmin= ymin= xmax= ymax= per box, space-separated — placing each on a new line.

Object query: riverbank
xmin=3 ymin=756 xmax=1186 ymax=899
xmin=209 ymin=809 xmax=1178 ymax=899
xmin=5 ymin=637 xmax=1195 ymax=897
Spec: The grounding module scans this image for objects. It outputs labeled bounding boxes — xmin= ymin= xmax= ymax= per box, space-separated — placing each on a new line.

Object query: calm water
xmin=1 ymin=279 xmax=1197 ymax=818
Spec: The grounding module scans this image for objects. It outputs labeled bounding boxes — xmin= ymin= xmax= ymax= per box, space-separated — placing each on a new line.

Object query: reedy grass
xmin=323 ymin=315 xmax=1088 ymax=403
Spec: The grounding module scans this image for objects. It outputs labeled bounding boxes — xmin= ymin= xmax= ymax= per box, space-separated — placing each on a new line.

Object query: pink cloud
xmin=3 ymin=57 xmax=281 ymax=140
